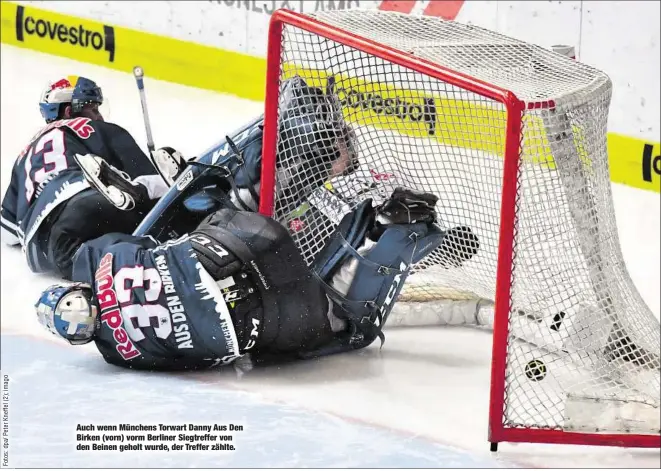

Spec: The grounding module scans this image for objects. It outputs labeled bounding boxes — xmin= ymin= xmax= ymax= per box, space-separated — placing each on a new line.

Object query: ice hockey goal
xmin=259 ymin=9 xmax=660 ymax=449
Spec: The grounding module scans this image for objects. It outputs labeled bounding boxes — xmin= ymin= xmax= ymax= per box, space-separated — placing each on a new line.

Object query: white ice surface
xmin=1 ymin=45 xmax=659 ymax=468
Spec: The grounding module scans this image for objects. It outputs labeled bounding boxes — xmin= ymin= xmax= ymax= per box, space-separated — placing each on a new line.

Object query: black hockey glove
xmin=370 ymin=187 xmax=438 ymax=240
xmin=371 ymin=187 xmax=480 ymax=268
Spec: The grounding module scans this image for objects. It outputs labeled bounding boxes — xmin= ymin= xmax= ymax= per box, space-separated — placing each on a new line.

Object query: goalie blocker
xmin=34 ymin=189 xmax=477 ymax=370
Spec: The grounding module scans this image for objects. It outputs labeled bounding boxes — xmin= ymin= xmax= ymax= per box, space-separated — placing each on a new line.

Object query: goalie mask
xmin=276 ymin=76 xmax=358 ymax=203
xmin=35 ymin=283 xmax=98 ymax=345
xmin=311 ymin=190 xmax=446 ymax=347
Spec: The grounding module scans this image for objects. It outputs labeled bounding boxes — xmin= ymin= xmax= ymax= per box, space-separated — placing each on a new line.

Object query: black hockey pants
xmin=189 ymin=209 xmax=338 ymax=360
xmin=42 ymin=189 xmax=154 ymax=280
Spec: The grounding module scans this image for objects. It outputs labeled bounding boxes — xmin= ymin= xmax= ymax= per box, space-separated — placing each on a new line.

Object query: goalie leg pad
xmin=313 ymin=199 xmax=374 ymax=282
xmin=312 ymin=199 xmax=445 ymax=344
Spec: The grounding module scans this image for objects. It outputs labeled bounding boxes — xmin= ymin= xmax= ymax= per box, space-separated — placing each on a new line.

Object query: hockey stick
xmin=133 ymin=66 xmax=156 ymax=155
xmin=133 ymin=66 xmax=176 ymax=186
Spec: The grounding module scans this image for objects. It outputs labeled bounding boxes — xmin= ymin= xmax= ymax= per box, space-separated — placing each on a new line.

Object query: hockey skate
xmin=74 ymin=153 xmax=148 ymax=211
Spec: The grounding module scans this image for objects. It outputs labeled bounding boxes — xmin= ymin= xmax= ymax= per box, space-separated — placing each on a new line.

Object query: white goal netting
xmin=264 ymin=9 xmax=660 ymax=438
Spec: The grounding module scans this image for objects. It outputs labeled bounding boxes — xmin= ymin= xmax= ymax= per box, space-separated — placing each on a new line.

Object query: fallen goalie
xmin=34 ymin=188 xmax=479 ymax=371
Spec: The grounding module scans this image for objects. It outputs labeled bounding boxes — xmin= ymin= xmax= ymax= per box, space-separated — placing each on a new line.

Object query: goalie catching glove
xmin=151 ymin=146 xmax=187 ymax=187
xmin=370 ymin=187 xmax=439 ymax=237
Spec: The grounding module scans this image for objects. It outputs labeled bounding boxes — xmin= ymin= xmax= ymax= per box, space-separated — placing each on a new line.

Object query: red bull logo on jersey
xmin=38 ymin=117 xmax=95 ymax=141
xmin=59 ymin=117 xmax=95 ymax=139
xmin=288 ymin=218 xmax=305 ymax=233
xmin=17 ymin=117 xmax=95 ymax=163
xmin=94 ymin=253 xmax=141 ymax=360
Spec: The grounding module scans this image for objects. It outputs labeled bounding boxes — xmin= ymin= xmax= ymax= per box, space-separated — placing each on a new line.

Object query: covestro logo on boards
xmin=642 ymin=143 xmax=660 ymax=185
xmin=15 ymin=4 xmax=115 ymax=62
xmin=608 ymin=134 xmax=661 ymax=193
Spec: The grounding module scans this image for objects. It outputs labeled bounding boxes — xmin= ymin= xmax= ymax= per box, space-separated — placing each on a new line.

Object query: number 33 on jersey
xmin=75 ymin=233 xmax=242 ymax=369
xmin=94 ymin=252 xmax=193 ymax=359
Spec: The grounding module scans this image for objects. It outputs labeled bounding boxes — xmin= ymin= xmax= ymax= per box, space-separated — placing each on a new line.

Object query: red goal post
xmin=259 ymin=8 xmax=661 ymax=450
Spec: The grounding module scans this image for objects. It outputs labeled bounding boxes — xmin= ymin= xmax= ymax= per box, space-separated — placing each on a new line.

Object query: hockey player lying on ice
xmin=34 ymin=188 xmax=478 ymax=371
xmin=0 ymin=76 xmax=184 ymax=279
xmin=32 ymin=74 xmax=480 ymax=370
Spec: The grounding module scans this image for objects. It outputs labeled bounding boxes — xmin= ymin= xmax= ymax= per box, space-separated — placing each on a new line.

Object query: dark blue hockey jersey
xmin=0 ymin=118 xmax=156 ymax=271
xmin=72 ymin=232 xmax=243 ymax=370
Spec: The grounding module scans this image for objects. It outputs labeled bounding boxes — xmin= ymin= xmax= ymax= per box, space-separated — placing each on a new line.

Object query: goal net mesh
xmin=265 ymin=10 xmax=660 ymax=436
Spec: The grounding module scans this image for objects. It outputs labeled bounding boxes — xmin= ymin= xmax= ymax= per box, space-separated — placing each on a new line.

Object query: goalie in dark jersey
xmin=129 ymin=75 xmax=360 ymax=244
xmin=34 ymin=188 xmax=478 ymax=371
xmin=0 ymin=76 xmax=184 ymax=279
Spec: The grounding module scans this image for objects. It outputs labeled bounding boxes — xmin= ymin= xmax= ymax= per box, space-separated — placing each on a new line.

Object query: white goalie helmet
xmin=35 ymin=283 xmax=98 ymax=345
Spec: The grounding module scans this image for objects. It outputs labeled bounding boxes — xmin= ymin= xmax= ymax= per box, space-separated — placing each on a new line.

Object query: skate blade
xmin=74 ymin=153 xmax=134 ymax=211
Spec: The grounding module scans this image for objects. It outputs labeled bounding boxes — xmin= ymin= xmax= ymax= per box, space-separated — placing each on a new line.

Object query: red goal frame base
xmin=490 ymin=426 xmax=661 ymax=450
